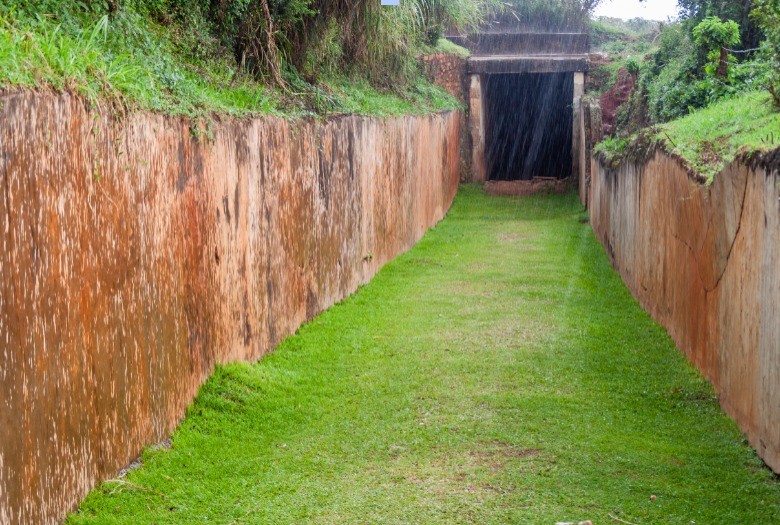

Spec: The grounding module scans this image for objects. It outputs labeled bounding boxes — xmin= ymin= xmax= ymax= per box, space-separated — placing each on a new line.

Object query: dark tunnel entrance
xmin=485 ymin=73 xmax=574 ymax=181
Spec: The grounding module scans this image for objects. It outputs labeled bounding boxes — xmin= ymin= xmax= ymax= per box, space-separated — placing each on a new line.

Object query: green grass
xmin=591 ymin=40 xmax=652 ymax=95
xmin=0 ymin=8 xmax=461 ymax=118
xmin=596 ymin=90 xmax=780 ymax=182
xmin=320 ymin=75 xmax=462 ymax=117
xmin=588 ymin=18 xmax=656 ymax=96
xmin=660 ymin=90 xmax=780 ymax=179
xmin=431 ymin=38 xmax=471 ymax=58
xmin=68 ymin=187 xmax=780 ymax=524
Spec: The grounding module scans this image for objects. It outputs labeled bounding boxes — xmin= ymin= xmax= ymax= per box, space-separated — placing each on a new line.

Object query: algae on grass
xmin=68 ymin=187 xmax=780 ymax=525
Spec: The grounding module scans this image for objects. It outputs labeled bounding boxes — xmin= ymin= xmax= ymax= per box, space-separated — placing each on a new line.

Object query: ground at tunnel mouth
xmin=69 ymin=186 xmax=780 ymax=524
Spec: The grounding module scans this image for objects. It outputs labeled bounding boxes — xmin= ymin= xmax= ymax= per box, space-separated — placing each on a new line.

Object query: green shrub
xmin=637 ymin=17 xmax=768 ymax=122
xmin=589 ymin=19 xmax=631 ymax=48
xmin=692 ymin=16 xmax=740 ymax=78
xmin=639 ymin=23 xmax=703 ymax=122
xmin=752 ymin=0 xmax=780 ymax=106
xmin=625 ymin=56 xmax=640 ymax=76
xmin=645 ymin=57 xmax=708 ymax=122
xmin=679 ymin=0 xmax=763 ymax=50
xmin=497 ymin=0 xmax=605 ymax=31
xmin=0 ymin=0 xmax=474 ymax=117
xmin=0 ymin=0 xmax=499 ymax=107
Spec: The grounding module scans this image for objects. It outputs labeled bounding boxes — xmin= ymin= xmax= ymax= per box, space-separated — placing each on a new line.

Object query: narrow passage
xmin=71 ymin=187 xmax=780 ymax=524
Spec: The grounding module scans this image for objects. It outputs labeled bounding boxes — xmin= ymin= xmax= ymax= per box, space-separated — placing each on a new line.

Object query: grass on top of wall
xmin=0 ymin=8 xmax=461 ymax=119
xmin=660 ymin=91 xmax=780 ymax=178
xmin=68 ymin=186 xmax=780 ymax=525
xmin=428 ymin=37 xmax=472 ymax=58
xmin=596 ymin=91 xmax=780 ymax=182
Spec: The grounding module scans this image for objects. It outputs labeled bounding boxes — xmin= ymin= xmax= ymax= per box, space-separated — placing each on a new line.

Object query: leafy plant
xmin=692 ymin=16 xmax=741 ymax=78
xmin=625 ymin=56 xmax=641 ymax=76
xmin=752 ymin=0 xmax=780 ymax=106
xmin=0 ymin=0 xmax=470 ymax=118
xmin=677 ymin=0 xmax=763 ymax=50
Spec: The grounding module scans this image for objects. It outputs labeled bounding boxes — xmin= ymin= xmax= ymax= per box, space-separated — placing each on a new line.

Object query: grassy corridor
xmin=70 ymin=186 xmax=780 ymax=524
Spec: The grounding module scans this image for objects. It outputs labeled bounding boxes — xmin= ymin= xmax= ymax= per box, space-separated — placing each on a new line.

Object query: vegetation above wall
xmin=0 ymin=1 xmax=614 ymax=119
xmin=588 ymin=17 xmax=659 ymax=95
xmin=593 ymin=0 xmax=780 ymax=182
xmin=0 ymin=0 xmax=494 ymax=118
xmin=595 ymin=91 xmax=780 ymax=182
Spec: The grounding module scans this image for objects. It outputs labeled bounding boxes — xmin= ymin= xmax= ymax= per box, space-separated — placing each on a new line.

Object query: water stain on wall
xmin=0 ymin=91 xmax=461 ymax=525
xmin=589 ymin=150 xmax=780 ymax=474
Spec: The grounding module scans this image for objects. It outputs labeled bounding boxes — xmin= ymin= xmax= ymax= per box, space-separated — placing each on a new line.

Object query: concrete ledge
xmin=468 ymin=55 xmax=589 ymax=74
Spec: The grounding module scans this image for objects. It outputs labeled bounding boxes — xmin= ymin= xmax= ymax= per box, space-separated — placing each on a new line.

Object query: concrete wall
xmin=0 ymin=91 xmax=462 ymax=524
xmin=572 ymin=72 xmax=585 ymax=184
xmin=588 ymin=151 xmax=780 ymax=473
xmin=468 ymin=74 xmax=487 ymax=182
xmin=422 ymin=52 xmax=471 ymax=180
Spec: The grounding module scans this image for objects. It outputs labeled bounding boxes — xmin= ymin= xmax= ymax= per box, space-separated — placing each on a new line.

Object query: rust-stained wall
xmin=421 ymin=52 xmax=471 ymax=181
xmin=589 ymin=151 xmax=780 ymax=472
xmin=0 ymin=91 xmax=461 ymax=524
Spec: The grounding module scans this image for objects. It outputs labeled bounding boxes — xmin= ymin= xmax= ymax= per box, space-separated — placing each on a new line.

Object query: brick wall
xmin=422 ymin=52 xmax=471 ymax=180
xmin=422 ymin=52 xmax=468 ymax=101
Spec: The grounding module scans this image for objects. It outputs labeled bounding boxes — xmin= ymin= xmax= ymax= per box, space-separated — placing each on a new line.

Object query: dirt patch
xmin=697 ymin=139 xmax=725 ymax=171
xmin=497 ymin=232 xmax=534 ymax=244
xmin=599 ymin=68 xmax=635 ymax=136
xmin=484 ymin=178 xmax=571 ymax=197
xmin=468 ymin=442 xmax=543 ymax=472
xmin=471 ymin=442 xmax=541 ymax=462
xmin=448 ymin=280 xmax=499 ymax=298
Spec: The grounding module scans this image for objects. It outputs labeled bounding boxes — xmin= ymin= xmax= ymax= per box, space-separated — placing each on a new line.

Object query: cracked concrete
xmin=588 ymin=151 xmax=780 ymax=473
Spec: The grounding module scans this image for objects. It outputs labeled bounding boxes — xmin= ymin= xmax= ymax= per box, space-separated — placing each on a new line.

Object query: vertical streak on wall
xmin=469 ymin=74 xmax=486 ymax=182
xmin=572 ymin=72 xmax=585 ymax=183
xmin=588 ymin=151 xmax=780 ymax=473
xmin=579 ymin=100 xmax=602 ymax=206
xmin=0 ymin=92 xmax=462 ymax=525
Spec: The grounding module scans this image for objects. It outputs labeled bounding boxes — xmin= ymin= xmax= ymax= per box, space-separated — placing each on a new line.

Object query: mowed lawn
xmin=69 ymin=186 xmax=780 ymax=524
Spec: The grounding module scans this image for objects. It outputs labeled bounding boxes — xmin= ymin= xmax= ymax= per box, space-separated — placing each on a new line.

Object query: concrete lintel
xmin=468 ymin=56 xmax=588 ymax=75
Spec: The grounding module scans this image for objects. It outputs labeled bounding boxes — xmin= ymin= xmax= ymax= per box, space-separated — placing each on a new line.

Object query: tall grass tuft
xmin=0 ymin=0 xmax=494 ymax=116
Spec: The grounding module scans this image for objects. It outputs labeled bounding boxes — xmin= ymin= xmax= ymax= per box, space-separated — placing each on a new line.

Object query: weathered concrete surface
xmin=467 ymin=55 xmax=589 ymax=75
xmin=454 ymin=32 xmax=589 ymax=75
xmin=0 ymin=91 xmax=461 ymax=524
xmin=572 ymin=72 xmax=585 ymax=182
xmin=421 ymin=52 xmax=471 ymax=181
xmin=468 ymin=75 xmax=486 ymax=182
xmin=589 ymin=151 xmax=780 ymax=472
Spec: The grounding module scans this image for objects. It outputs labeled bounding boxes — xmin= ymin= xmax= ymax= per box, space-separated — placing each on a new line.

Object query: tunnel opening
xmin=485 ymin=73 xmax=574 ymax=181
